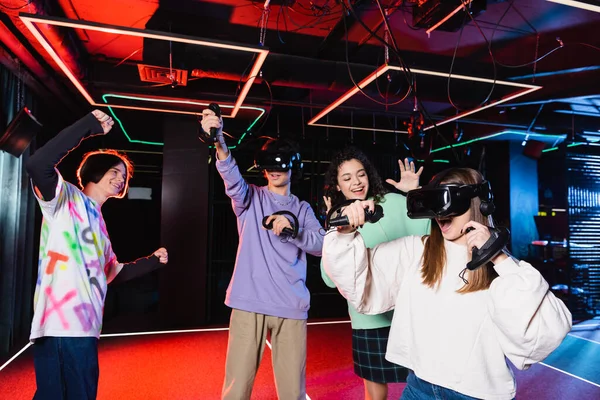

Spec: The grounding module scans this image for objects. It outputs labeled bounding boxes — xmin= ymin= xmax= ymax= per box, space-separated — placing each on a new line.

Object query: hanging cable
xmin=346 ymin=0 xmax=460 ymax=163
xmin=259 ymin=0 xmax=271 ymax=46
xmin=342 ymin=9 xmax=411 ymax=107
xmin=16 ymin=60 xmax=24 ymax=111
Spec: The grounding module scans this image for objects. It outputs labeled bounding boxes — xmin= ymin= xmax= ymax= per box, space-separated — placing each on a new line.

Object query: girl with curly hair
xmin=321 ymin=146 xmax=430 ymax=400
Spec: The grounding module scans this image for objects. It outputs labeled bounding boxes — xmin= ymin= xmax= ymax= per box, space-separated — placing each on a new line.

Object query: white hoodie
xmin=322 ymin=232 xmax=572 ymax=400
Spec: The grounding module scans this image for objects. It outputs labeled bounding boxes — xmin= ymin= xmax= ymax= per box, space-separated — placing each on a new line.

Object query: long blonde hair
xmin=420 ymin=168 xmax=499 ymax=293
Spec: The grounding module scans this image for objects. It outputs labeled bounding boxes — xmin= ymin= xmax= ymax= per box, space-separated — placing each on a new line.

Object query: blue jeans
xmin=400 ymin=371 xmax=483 ymax=400
xmin=33 ymin=337 xmax=99 ymax=400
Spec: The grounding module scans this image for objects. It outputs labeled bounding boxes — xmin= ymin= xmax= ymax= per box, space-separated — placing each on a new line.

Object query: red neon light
xmin=423 ymin=87 xmax=541 ymax=130
xmin=425 ymin=0 xmax=473 ymax=36
xmin=308 ymin=65 xmax=388 ymax=126
xmin=18 ymin=13 xmax=269 ymax=117
xmin=307 ymin=63 xmax=542 ymax=133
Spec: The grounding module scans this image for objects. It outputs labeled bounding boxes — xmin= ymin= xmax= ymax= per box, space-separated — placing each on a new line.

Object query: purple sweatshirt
xmin=216 ymin=154 xmax=324 ymax=320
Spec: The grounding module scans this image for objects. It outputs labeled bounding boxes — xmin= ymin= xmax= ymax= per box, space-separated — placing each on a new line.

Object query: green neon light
xmin=431 ymin=130 xmax=567 ymax=154
xmin=417 ymin=159 xmax=450 ymax=163
xmin=101 ymin=94 xmax=265 ymax=147
xmin=542 ymin=142 xmax=587 ymax=153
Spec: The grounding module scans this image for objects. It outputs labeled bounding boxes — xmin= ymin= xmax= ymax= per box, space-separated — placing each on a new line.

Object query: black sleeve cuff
xmin=111 ymin=254 xmax=162 ymax=284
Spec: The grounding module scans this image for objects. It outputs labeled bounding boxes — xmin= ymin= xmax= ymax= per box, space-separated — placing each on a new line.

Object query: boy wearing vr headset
xmin=323 ymin=167 xmax=571 ymax=400
xmin=201 ymin=109 xmax=323 ymax=400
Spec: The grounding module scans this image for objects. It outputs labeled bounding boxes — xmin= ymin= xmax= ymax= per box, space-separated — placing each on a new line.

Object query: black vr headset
xmin=254 ymin=139 xmax=303 ymax=178
xmin=407 ymin=180 xmax=495 ymax=219
xmin=407 ymin=173 xmax=509 ymax=272
xmin=254 ymin=151 xmax=302 ymax=172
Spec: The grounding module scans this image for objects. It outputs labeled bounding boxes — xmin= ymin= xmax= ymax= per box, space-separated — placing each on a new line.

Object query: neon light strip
xmin=568 ymin=333 xmax=600 ymax=346
xmin=0 ymin=342 xmax=32 ymax=372
xmin=310 ymin=123 xmax=408 ymax=134
xmin=20 ymin=13 xmax=267 ymax=52
xmin=540 ymin=362 xmax=600 ymax=389
xmin=555 ymin=110 xmax=600 ymax=118
xmin=20 ymin=16 xmax=95 ymax=104
xmin=424 ymin=87 xmax=541 ymax=130
xmin=308 ymin=64 xmax=387 ymax=126
xmin=546 ymin=0 xmax=600 ymax=13
xmin=307 ymin=64 xmax=542 ymax=132
xmin=102 ymin=94 xmax=266 ymax=147
xmin=426 ymin=0 xmax=473 ymax=36
xmin=99 ymin=320 xmax=351 ymax=338
xmin=234 ymin=51 xmax=269 ymax=117
xmin=431 ymin=130 xmax=566 ymax=153
xmin=0 ymin=320 xmax=351 ymax=373
xmin=543 ymin=142 xmax=587 ymax=153
xmin=19 ymin=13 xmax=269 ymax=118
xmin=406 ymin=67 xmax=539 ymax=88
xmin=508 ymin=66 xmax=600 ymax=81
xmin=102 ymin=94 xmax=266 ymax=118
xmin=572 ymin=323 xmax=600 ymax=328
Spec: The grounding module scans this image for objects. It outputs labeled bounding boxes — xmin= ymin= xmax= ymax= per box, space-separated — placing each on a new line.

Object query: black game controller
xmin=325 ymin=199 xmax=384 ymax=230
xmin=198 ymin=102 xmax=221 ymax=143
xmin=262 ymin=210 xmax=299 ymax=238
xmin=465 ymin=226 xmax=510 ymax=270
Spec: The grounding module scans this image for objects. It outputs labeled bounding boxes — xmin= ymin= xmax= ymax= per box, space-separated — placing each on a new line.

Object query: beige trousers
xmin=221 ymin=309 xmax=307 ymax=400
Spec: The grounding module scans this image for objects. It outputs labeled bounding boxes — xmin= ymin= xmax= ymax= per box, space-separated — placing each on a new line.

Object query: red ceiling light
xmin=425 ymin=0 xmax=473 ymax=36
xmin=307 ymin=64 xmax=542 ymax=133
xmin=18 ymin=13 xmax=269 ymax=117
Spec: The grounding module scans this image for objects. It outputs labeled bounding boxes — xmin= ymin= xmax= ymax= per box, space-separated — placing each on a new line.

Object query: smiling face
xmin=97 ymin=162 xmax=127 ymax=198
xmin=336 ymin=159 xmax=369 ymax=200
xmin=435 ymin=208 xmax=471 ymax=244
xmin=264 ymin=169 xmax=292 ymax=188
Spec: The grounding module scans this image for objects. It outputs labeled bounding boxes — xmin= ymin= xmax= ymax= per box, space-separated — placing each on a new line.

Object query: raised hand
xmin=91 ymin=109 xmax=114 ymax=134
xmin=386 ymin=158 xmax=423 ymax=193
xmin=323 ymin=196 xmax=333 ymax=214
xmin=153 ymin=247 xmax=169 ymax=264
xmin=200 ymin=108 xmax=224 ymax=141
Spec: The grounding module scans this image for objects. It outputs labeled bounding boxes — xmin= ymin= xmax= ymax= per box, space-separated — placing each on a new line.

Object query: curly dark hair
xmin=323 ymin=146 xmax=389 ymax=211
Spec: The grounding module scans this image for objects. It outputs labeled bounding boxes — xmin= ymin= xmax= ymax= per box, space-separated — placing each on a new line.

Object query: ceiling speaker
xmin=0 ymin=107 xmax=42 ymax=158
xmin=523 ymin=140 xmax=545 ymax=159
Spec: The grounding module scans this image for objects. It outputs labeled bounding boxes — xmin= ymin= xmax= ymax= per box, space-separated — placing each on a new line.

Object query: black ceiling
xmin=1 ymin=0 xmax=599 ymax=166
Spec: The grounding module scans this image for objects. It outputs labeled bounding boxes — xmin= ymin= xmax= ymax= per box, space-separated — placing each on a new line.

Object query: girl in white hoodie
xmin=322 ymin=167 xmax=572 ymax=400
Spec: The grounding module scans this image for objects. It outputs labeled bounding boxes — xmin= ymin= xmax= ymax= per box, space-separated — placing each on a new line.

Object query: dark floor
xmin=1 ymin=318 xmax=599 ymax=399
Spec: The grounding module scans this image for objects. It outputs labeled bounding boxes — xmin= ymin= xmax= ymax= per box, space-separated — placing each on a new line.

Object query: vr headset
xmin=254 ymin=151 xmax=302 ymax=172
xmin=406 ymin=180 xmax=495 ymax=219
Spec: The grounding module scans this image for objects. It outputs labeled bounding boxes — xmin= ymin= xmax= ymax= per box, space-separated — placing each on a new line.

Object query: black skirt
xmin=352 ymin=326 xmax=408 ymax=384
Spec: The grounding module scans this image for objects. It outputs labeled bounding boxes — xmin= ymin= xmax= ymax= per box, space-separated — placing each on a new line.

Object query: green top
xmin=321 ymin=192 xmax=431 ymax=329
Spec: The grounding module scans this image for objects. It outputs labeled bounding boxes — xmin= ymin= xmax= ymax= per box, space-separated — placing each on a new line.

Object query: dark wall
xmin=482 ymin=142 xmax=511 ymax=231
xmin=538 ymin=148 xmax=567 ymax=210
xmin=102 ymin=176 xmax=163 ymax=333
xmin=159 ymin=115 xmax=209 ymax=328
xmin=60 ymin=111 xmax=518 ymax=330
